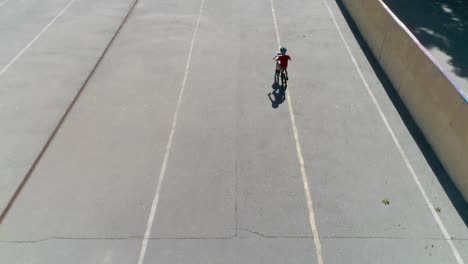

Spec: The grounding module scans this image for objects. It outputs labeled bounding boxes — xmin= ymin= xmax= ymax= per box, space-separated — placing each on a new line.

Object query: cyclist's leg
xmin=274 ymin=64 xmax=280 ymax=83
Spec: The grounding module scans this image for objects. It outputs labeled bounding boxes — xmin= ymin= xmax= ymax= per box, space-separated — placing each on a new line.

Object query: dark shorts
xmin=277 ymin=65 xmax=287 ymax=71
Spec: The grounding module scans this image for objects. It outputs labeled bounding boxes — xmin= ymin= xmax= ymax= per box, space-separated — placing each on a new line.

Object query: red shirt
xmin=277 ymin=54 xmax=291 ymax=68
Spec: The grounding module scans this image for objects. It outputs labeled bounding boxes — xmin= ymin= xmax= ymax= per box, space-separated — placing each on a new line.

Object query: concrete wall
xmin=340 ymin=0 xmax=468 ymax=200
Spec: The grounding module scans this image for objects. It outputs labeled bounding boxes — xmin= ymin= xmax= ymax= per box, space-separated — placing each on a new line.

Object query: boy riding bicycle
xmin=273 ymin=47 xmax=291 ymax=81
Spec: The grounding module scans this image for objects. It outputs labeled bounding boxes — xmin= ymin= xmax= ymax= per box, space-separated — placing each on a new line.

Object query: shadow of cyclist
xmin=268 ymin=82 xmax=286 ymax=109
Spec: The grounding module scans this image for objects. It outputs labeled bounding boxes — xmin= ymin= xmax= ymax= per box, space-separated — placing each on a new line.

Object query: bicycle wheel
xmin=280 ymin=72 xmax=286 ymax=88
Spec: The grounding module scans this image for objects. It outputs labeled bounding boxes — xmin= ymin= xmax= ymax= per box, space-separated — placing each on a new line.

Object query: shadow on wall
xmin=335 ymin=0 xmax=468 ymax=226
xmin=383 ymin=0 xmax=468 ymax=78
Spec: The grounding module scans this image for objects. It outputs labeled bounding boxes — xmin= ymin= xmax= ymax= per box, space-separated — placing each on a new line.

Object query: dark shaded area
xmin=384 ymin=0 xmax=468 ymax=79
xmin=268 ymin=82 xmax=285 ymax=108
xmin=336 ymin=0 xmax=468 ymax=225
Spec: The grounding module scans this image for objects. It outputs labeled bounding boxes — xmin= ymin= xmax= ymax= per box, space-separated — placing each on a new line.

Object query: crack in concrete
xmin=2 ymin=233 xmax=466 ymax=244
xmin=234 ymin=88 xmax=239 ymax=239
xmin=237 ymin=227 xmax=312 ymax=239
xmin=0 ymin=235 xmax=235 ymax=244
xmin=234 ymin=159 xmax=239 ymax=237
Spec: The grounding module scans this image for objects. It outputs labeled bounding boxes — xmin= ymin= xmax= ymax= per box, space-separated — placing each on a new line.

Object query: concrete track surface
xmin=0 ymin=0 xmax=467 ymax=263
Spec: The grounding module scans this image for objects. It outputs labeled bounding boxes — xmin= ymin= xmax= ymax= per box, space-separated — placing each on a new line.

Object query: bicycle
xmin=275 ymin=62 xmax=288 ymax=90
xmin=279 ymin=67 xmax=287 ymax=89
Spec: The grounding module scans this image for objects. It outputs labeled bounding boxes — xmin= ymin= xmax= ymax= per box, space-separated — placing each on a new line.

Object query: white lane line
xmin=0 ymin=0 xmax=11 ymax=8
xmin=270 ymin=0 xmax=280 ymax=49
xmin=286 ymin=94 xmax=325 ymax=264
xmin=136 ymin=0 xmax=205 ymax=263
xmin=270 ymin=1 xmax=324 ymax=264
xmin=0 ymin=0 xmax=77 ymax=76
xmin=321 ymin=1 xmax=465 ymax=263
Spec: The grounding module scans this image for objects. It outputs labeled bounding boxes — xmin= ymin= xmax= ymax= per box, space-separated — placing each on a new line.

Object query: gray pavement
xmin=0 ymin=0 xmax=134 ymax=215
xmin=0 ymin=0 xmax=467 ymax=263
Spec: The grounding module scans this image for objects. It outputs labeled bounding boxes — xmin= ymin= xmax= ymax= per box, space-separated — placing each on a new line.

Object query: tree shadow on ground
xmin=336 ymin=0 xmax=468 ymax=226
xmin=384 ymin=0 xmax=468 ymax=78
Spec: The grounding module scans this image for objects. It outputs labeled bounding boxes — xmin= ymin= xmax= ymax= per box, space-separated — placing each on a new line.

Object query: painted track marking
xmin=0 ymin=0 xmax=77 ymax=76
xmin=270 ymin=0 xmax=325 ymax=263
xmin=136 ymin=0 xmax=205 ymax=263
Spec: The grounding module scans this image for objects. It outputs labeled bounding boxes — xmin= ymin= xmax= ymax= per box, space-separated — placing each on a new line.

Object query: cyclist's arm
xmin=273 ymin=52 xmax=281 ymax=60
